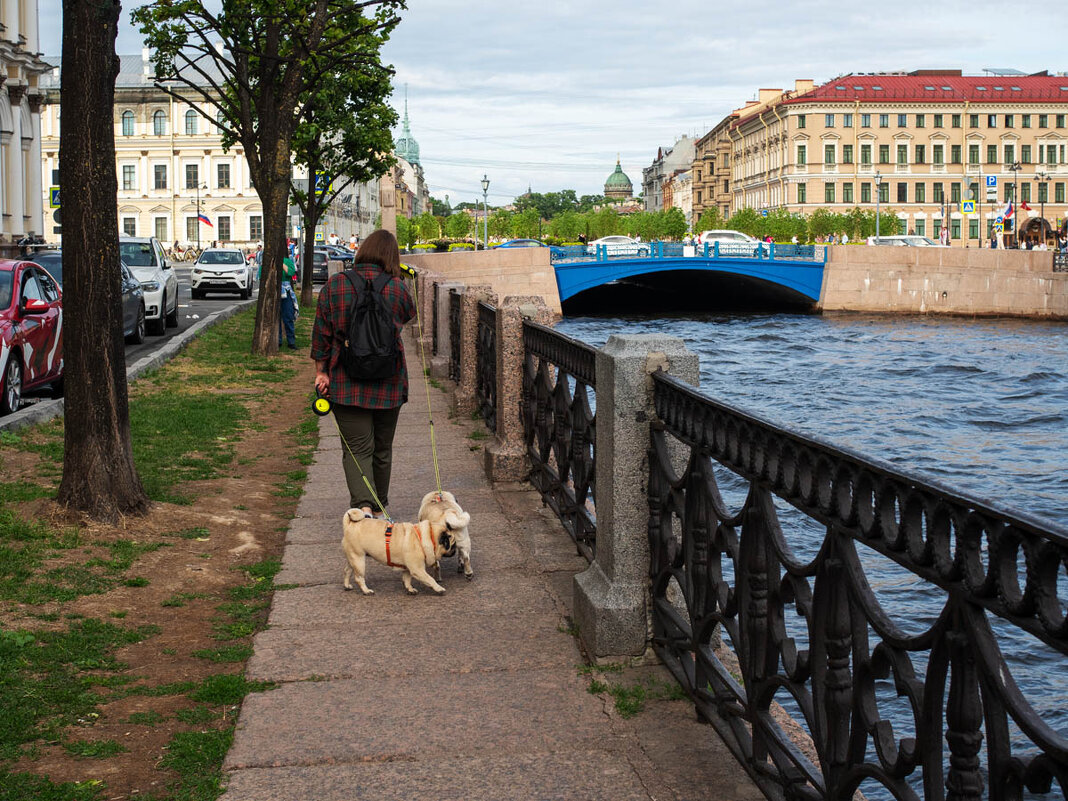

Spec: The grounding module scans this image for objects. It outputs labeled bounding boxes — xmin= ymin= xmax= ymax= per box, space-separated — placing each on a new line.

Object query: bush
xmin=447 ymin=243 xmax=475 ymax=252
xmin=412 ymin=243 xmax=436 ymax=253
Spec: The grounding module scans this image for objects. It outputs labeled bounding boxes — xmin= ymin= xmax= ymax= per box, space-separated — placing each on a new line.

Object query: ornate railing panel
xmin=648 ymin=370 xmax=1068 ymax=801
xmin=1054 ymin=253 xmax=1067 ymax=273
xmin=521 ymin=321 xmax=597 ymax=561
xmin=448 ymin=289 xmax=461 ymax=383
xmin=476 ymin=301 xmax=497 ymax=433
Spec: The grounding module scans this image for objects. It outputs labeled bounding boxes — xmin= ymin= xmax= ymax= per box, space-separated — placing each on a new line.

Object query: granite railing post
xmin=430 ymin=281 xmax=463 ymax=380
xmin=574 ymin=334 xmax=699 ymax=660
xmin=485 ymin=296 xmax=553 ymax=482
xmin=455 ymin=286 xmax=495 ymax=417
xmin=411 ymin=269 xmax=442 ymax=360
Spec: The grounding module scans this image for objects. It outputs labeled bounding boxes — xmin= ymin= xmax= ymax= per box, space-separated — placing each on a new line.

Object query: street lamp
xmin=1008 ymin=161 xmax=1021 ymax=247
xmin=480 ymin=175 xmax=490 ymax=250
xmin=874 ymin=170 xmax=882 ymax=242
xmin=1036 ymin=170 xmax=1050 ymax=243
xmin=194 ymin=181 xmax=208 ymax=251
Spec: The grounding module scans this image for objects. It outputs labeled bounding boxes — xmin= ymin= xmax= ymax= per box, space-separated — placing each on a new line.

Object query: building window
xmin=1058 ymin=115 xmax=1066 ymax=128
xmin=879 ymin=114 xmax=889 ymax=128
xmin=987 ymin=114 xmax=997 ymax=128
xmin=154 ymin=217 xmax=168 ymax=241
xmin=861 ymin=182 xmax=871 ymax=203
xmin=897 ymin=182 xmax=907 ymax=202
xmin=1004 ymin=144 xmax=1014 ymax=164
xmin=915 ymin=182 xmax=926 ymax=203
xmin=933 ymin=144 xmax=944 ymax=165
xmin=1004 ymin=114 xmax=1014 ymax=128
xmin=824 ymin=144 xmax=835 ymax=165
xmin=217 ymin=216 xmax=231 ymax=241
xmin=217 ymin=162 xmax=231 ymax=189
xmin=986 ymin=219 xmax=996 ymax=238
xmin=186 ymin=217 xmax=199 ymax=241
xmin=879 ymin=144 xmax=890 ymax=164
xmin=933 ymin=219 xmax=942 ymax=239
xmin=878 ymin=183 xmax=889 ymax=203
xmin=968 ymin=144 xmax=979 ymax=164
xmin=933 ymin=182 xmax=944 ymax=203
xmin=951 ymin=219 xmax=961 ymax=239
xmin=1022 ymin=114 xmax=1031 ymax=129
xmin=915 ymin=219 xmax=926 ymax=236
xmin=951 ymin=182 xmax=961 ymax=202
xmin=842 ymin=144 xmax=853 ymax=164
xmin=860 ymin=144 xmax=871 ymax=165
xmin=1039 ymin=114 xmax=1049 ymax=128
xmin=843 ymin=113 xmax=853 ymax=127
xmin=915 ymin=114 xmax=925 ymax=128
xmin=843 ymin=182 xmax=853 ymax=203
xmin=121 ymin=164 xmax=137 ymax=191
xmin=797 ymin=114 xmax=806 ymax=129
xmin=952 ymin=114 xmax=962 ymax=128
xmin=185 ymin=163 xmax=199 ymax=189
xmin=122 ymin=217 xmax=136 ymax=236
xmin=825 ymin=182 xmax=835 ymax=203
xmin=951 ymin=145 xmax=962 ymax=164
xmin=723 ymin=179 xmax=729 ymax=193
xmin=153 ymin=164 xmax=167 ymax=190
xmin=969 ymin=219 xmax=979 ymax=239
xmin=216 ymin=109 xmax=226 ymax=132
xmin=797 ymin=145 xmax=806 ymax=165
xmin=1021 ymin=182 xmax=1031 ymax=202
xmin=249 ymin=215 xmax=263 ymax=241
xmin=915 ymin=144 xmax=925 ymax=164
xmin=797 ymin=184 xmax=806 ymax=203
xmin=969 ymin=182 xmax=979 ymax=202
xmin=1021 ymin=144 xmax=1032 ymax=164
xmin=987 ymin=145 xmax=998 ymax=164
xmin=185 ymin=109 xmax=198 ymax=135
xmin=934 ymin=114 xmax=944 ymax=128
xmin=897 ymin=114 xmax=907 ymax=127
xmin=121 ymin=110 xmax=135 ymax=136
xmin=1056 ymin=182 xmax=1065 ymax=203
xmin=1039 ymin=182 xmax=1048 ymax=203
xmin=861 ymin=113 xmax=871 ymax=128
xmin=825 ymin=113 xmax=834 ymax=127
xmin=153 ymin=110 xmax=167 ymax=136
xmin=1004 ymin=184 xmax=1013 ymax=202
xmin=897 ymin=145 xmax=907 ymax=165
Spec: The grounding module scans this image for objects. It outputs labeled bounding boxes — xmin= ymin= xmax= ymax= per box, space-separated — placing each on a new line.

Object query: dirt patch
xmin=1 ymin=348 xmax=317 ymax=800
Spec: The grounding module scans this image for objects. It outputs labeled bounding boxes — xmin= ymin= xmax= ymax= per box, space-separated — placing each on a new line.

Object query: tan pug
xmin=342 ymin=511 xmax=457 ymax=596
xmin=417 ymin=490 xmax=473 ymax=580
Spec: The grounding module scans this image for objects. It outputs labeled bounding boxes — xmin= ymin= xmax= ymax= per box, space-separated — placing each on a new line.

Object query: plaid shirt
xmin=311 ymin=265 xmax=415 ymax=409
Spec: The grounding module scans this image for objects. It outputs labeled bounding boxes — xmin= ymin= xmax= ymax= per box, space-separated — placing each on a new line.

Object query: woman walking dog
xmin=311 ymin=229 xmax=415 ymax=518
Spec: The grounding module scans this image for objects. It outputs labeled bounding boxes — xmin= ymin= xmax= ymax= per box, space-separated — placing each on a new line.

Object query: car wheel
xmin=191 ymin=287 xmax=204 ymax=300
xmin=51 ymin=375 xmax=64 ymax=398
xmin=126 ymin=303 xmax=146 ymax=344
xmin=147 ymin=292 xmax=167 ymax=335
xmin=165 ymin=292 xmax=179 ymax=328
xmin=0 ymin=355 xmax=22 ymax=415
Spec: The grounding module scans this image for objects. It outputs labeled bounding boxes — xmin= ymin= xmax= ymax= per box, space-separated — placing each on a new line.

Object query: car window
xmin=200 ymin=251 xmax=244 ymax=264
xmin=0 ymin=271 xmax=12 ymax=309
xmin=119 ymin=242 xmax=157 ymax=267
xmin=21 ymin=271 xmax=44 ymax=302
xmin=33 ymin=254 xmax=63 ymax=286
xmin=35 ymin=269 xmax=59 ymax=302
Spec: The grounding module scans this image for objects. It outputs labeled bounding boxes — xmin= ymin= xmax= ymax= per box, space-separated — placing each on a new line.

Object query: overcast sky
xmin=37 ymin=1 xmax=1067 ymax=207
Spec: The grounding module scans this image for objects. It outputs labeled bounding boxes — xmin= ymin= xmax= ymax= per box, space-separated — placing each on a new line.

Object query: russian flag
xmin=198 ymin=212 xmax=214 ymax=227
xmin=1001 ymin=201 xmax=1014 ymax=220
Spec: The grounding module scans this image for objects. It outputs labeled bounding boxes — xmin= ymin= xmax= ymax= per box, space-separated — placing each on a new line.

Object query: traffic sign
xmin=985 ymin=175 xmax=997 ymax=187
xmin=49 ymin=187 xmax=60 ymax=208
xmin=314 ymin=171 xmax=332 ymax=197
xmin=995 ymin=215 xmax=1004 ymax=225
xmin=961 ymin=200 xmax=975 ymax=215
xmin=760 ymin=209 xmax=768 ymax=217
xmin=314 ymin=230 xmax=325 ymax=242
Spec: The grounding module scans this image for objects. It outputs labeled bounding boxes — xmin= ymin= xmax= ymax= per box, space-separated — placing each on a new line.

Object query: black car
xmin=29 ymin=250 xmax=63 ymax=286
xmin=320 ymin=245 xmax=354 ymax=267
xmin=120 ymin=260 xmax=146 ymax=344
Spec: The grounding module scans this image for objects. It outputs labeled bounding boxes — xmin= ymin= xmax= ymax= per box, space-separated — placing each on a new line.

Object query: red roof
xmin=781 ymin=73 xmax=1068 ymax=105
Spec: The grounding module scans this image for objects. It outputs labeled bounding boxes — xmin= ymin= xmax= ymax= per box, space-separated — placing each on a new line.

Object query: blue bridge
xmin=550 ymin=242 xmax=826 ymax=305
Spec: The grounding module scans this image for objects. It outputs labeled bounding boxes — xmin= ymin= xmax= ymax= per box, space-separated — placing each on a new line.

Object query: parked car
xmin=29 ymin=249 xmax=64 ymax=286
xmin=0 ymin=260 xmax=63 ymax=414
xmin=191 ymin=247 xmax=255 ymax=299
xmin=120 ymin=260 xmax=146 ymax=345
xmin=697 ymin=229 xmax=759 ymax=246
xmin=696 ymin=229 xmax=769 ymax=256
xmin=118 ymin=236 xmax=180 ymax=334
xmin=586 ymin=235 xmax=650 ymax=257
xmin=319 ymin=244 xmax=355 ymax=267
xmin=309 ymin=249 xmax=331 ymax=283
xmin=495 ymin=239 xmax=546 ymax=249
xmin=866 ymin=235 xmax=943 ymax=247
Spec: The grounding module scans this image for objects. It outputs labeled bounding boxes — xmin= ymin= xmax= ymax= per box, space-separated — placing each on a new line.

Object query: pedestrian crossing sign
xmin=49 ymin=187 xmax=60 ymax=208
xmin=961 ymin=201 xmax=975 ymax=214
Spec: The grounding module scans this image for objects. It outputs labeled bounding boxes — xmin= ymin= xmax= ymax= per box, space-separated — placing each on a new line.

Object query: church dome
xmin=604 ymin=159 xmax=632 ymax=199
xmin=395 ymin=94 xmax=420 ymax=166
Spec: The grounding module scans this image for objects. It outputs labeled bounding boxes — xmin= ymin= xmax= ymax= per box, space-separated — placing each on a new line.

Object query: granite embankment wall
xmin=819 ymin=246 xmax=1068 ymax=319
xmin=403 ymin=248 xmax=561 ymax=316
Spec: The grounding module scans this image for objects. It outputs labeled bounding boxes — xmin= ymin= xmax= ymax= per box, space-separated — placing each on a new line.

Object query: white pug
xmin=417 ymin=490 xmax=473 ymax=580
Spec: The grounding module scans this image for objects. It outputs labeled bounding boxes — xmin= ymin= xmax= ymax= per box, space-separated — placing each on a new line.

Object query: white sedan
xmin=587 ymin=235 xmax=650 ymax=257
xmin=191 ymin=248 xmax=255 ymax=299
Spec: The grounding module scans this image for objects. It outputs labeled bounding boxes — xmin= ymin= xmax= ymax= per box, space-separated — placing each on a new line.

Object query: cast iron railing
xmin=448 ymin=289 xmax=461 ymax=382
xmin=521 ymin=321 xmax=598 ymax=561
xmin=647 ymin=370 xmax=1068 ymax=801
xmin=431 ymin=282 xmax=439 ymax=355
xmin=476 ymin=301 xmax=497 ymax=433
xmin=1054 ymin=252 xmax=1067 ymax=272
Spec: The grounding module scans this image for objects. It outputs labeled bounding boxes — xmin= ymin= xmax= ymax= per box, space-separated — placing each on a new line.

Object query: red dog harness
xmin=384 ymin=523 xmax=437 ymax=569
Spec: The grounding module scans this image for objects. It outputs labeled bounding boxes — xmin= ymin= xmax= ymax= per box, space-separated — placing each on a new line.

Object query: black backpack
xmin=339 ymin=270 xmax=399 ymax=382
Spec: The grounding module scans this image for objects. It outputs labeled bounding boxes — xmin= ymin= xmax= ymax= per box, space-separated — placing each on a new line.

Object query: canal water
xmin=554 ymin=311 xmax=1068 ymax=793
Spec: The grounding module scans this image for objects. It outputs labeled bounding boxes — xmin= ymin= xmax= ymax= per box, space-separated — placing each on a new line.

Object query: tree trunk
xmin=56 ymin=0 xmax=150 ymax=521
xmin=300 ymin=201 xmax=324 ymax=309
xmin=251 ymin=170 xmax=290 ymax=355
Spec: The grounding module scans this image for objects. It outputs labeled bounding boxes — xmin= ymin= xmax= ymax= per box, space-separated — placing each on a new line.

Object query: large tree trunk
xmin=300 ymin=202 xmax=324 ymax=309
xmin=56 ymin=0 xmax=150 ymax=521
xmin=251 ymin=170 xmax=290 ymax=355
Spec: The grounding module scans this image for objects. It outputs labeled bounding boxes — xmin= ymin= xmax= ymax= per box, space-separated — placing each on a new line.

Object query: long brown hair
xmin=355 ymin=229 xmax=402 ymax=277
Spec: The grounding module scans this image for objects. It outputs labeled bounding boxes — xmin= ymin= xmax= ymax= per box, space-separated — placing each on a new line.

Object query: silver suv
xmin=118 ymin=237 xmax=180 ymax=335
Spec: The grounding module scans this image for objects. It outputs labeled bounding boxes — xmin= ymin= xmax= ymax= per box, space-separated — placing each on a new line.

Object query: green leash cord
xmin=405 ymin=267 xmax=444 ymax=496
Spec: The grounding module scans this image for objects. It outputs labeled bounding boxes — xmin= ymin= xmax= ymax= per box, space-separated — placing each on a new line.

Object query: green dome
xmin=604 ymin=160 xmax=632 ymax=189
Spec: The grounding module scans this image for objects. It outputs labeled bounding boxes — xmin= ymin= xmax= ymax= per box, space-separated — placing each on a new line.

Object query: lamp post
xmin=480 ymin=175 xmax=490 ymax=250
xmin=194 ymin=181 xmax=207 ymax=251
xmin=1036 ymin=170 xmax=1050 ymax=243
xmin=1008 ymin=161 xmax=1021 ymax=247
xmin=874 ymin=170 xmax=882 ymax=242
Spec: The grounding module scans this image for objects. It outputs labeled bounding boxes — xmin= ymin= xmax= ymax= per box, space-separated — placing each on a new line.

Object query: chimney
xmin=758 ymin=88 xmax=782 ymax=104
xmin=142 ymin=47 xmax=153 ymax=78
xmin=794 ymin=79 xmax=815 ymax=95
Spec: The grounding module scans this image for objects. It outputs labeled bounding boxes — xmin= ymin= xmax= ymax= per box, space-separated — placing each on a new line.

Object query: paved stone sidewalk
xmin=220 ymin=337 xmax=763 ymax=801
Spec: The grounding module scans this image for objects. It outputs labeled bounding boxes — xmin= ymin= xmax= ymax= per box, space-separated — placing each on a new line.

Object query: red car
xmin=0 ymin=260 xmax=63 ymax=415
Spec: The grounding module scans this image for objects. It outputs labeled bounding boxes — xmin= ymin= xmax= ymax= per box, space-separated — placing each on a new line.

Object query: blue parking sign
xmin=985 ymin=175 xmax=997 ymax=187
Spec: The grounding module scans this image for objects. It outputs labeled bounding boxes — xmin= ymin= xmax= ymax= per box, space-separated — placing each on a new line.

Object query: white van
xmin=866 ymin=235 xmax=943 ymax=247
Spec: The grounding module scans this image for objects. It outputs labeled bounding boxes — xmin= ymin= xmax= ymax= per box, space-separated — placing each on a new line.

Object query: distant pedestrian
xmin=841 ymin=232 xmax=849 ymax=244
xmin=279 ymin=250 xmax=298 ymax=350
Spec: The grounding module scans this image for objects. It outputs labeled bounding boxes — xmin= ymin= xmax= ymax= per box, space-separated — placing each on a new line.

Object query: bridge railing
xmin=550 ymin=241 xmax=827 ymax=264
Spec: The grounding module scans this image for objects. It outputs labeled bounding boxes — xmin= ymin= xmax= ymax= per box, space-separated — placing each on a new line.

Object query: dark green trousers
xmin=332 ymin=404 xmax=402 ymax=512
